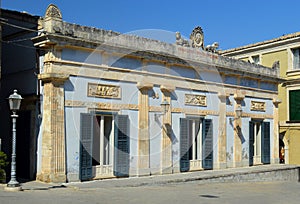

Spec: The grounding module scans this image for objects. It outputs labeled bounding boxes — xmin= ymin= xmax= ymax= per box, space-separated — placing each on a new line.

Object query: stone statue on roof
xmin=175 ymin=32 xmax=190 ymax=47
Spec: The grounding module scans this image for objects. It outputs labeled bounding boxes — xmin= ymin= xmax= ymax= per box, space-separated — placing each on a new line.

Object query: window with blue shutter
xmin=249 ymin=121 xmax=255 ymax=166
xmin=114 ymin=115 xmax=130 ymax=177
xmin=202 ymin=119 xmax=213 ymax=170
xmin=79 ymin=113 xmax=94 ymax=181
xmin=261 ymin=122 xmax=270 ymax=164
xmin=180 ymin=118 xmax=190 ymax=172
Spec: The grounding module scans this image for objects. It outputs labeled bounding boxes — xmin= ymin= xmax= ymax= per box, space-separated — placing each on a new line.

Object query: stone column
xmin=216 ymin=93 xmax=227 ymax=169
xmin=37 ymin=73 xmax=69 ymax=183
xmin=137 ymin=82 xmax=152 ymax=176
xmin=233 ymin=93 xmax=244 ymax=167
xmin=160 ymin=85 xmax=174 ymax=174
xmin=272 ymin=98 xmax=281 ymax=164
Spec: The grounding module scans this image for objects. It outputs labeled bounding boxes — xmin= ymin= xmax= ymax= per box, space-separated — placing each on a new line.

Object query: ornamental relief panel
xmin=88 ymin=83 xmax=121 ymax=99
xmin=185 ymin=94 xmax=207 ymax=106
xmin=250 ymin=101 xmax=266 ymax=112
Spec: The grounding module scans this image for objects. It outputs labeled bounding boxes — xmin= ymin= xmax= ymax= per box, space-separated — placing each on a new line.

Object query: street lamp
xmin=5 ymin=90 xmax=23 ymax=191
xmin=229 ymin=106 xmax=243 ymax=123
xmin=160 ymin=99 xmax=170 ymax=114
xmin=154 ymin=99 xmax=170 ymax=121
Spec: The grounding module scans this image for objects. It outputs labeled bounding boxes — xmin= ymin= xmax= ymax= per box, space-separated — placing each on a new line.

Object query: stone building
xmin=1 ymin=4 xmax=283 ymax=183
xmin=222 ymin=32 xmax=300 ymax=165
xmin=29 ymin=4 xmax=283 ymax=183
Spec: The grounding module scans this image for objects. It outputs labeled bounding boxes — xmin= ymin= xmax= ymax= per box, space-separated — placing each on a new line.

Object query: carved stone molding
xmin=88 ymin=83 xmax=121 ymax=99
xmin=185 ymin=94 xmax=207 ymax=106
xmin=250 ymin=101 xmax=266 ymax=112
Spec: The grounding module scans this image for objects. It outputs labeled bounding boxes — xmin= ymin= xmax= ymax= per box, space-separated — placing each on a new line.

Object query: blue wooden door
xmin=79 ymin=113 xmax=94 ymax=181
xmin=261 ymin=122 xmax=270 ymax=164
xmin=202 ymin=119 xmax=213 ymax=170
xmin=180 ymin=118 xmax=190 ymax=172
xmin=113 ymin=115 xmax=130 ymax=177
xmin=249 ymin=121 xmax=255 ymax=166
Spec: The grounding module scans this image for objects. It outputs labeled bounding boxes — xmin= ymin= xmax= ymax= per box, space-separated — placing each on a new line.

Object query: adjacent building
xmin=0 ymin=8 xmax=39 ymax=180
xmin=222 ymin=32 xmax=300 ymax=165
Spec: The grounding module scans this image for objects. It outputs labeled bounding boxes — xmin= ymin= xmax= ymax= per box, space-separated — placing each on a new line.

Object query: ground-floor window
xmin=79 ymin=113 xmax=129 ymax=181
xmin=180 ymin=117 xmax=213 ymax=172
xmin=249 ymin=121 xmax=270 ymax=165
xmin=92 ymin=115 xmax=114 ymax=166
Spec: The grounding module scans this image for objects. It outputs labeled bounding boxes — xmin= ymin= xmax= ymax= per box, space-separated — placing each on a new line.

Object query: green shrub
xmin=0 ymin=151 xmax=8 ymax=183
xmin=0 ymin=151 xmax=8 ymax=169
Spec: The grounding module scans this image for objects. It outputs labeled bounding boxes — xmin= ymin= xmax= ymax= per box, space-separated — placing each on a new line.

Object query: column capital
xmin=38 ymin=73 xmax=69 ymax=85
xmin=273 ymin=98 xmax=282 ymax=106
xmin=160 ymin=85 xmax=175 ymax=93
xmin=137 ymin=82 xmax=153 ymax=90
xmin=218 ymin=92 xmax=229 ymax=102
xmin=234 ymin=93 xmax=245 ymax=101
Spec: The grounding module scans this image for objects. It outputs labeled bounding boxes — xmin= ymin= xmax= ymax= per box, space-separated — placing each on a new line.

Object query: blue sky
xmin=2 ymin=0 xmax=300 ymax=50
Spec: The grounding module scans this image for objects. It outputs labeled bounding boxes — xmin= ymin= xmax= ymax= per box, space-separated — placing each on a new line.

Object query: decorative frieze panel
xmin=185 ymin=94 xmax=207 ymax=106
xmin=251 ymin=101 xmax=266 ymax=112
xmin=88 ymin=83 xmax=121 ymax=99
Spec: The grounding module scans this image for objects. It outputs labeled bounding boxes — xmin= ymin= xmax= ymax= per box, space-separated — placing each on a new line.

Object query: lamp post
xmin=5 ymin=90 xmax=23 ymax=191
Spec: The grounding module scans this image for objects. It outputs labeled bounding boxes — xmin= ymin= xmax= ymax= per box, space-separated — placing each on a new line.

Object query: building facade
xmin=29 ymin=5 xmax=283 ymax=183
xmin=222 ymin=32 xmax=300 ymax=165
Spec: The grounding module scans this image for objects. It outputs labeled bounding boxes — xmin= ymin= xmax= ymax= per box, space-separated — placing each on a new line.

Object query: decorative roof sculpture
xmin=45 ymin=4 xmax=62 ymax=19
xmin=190 ymin=26 xmax=204 ymax=49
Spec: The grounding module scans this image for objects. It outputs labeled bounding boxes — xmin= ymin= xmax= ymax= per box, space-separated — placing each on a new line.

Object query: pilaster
xmin=272 ymin=98 xmax=281 ymax=164
xmin=137 ymin=82 xmax=152 ymax=176
xmin=216 ymin=93 xmax=227 ymax=169
xmin=160 ymin=85 xmax=174 ymax=174
xmin=233 ymin=93 xmax=244 ymax=167
xmin=37 ymin=73 xmax=69 ymax=183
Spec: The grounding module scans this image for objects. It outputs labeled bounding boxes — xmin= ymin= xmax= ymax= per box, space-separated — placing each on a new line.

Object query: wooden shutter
xmin=202 ymin=119 xmax=213 ymax=170
xmin=289 ymin=90 xmax=300 ymax=121
xmin=79 ymin=113 xmax=94 ymax=181
xmin=114 ymin=115 xmax=130 ymax=177
xmin=261 ymin=122 xmax=270 ymax=164
xmin=180 ymin=118 xmax=190 ymax=172
xmin=249 ymin=121 xmax=255 ymax=166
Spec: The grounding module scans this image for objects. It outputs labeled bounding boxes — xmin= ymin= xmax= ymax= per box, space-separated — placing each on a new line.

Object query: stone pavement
xmin=0 ymin=164 xmax=298 ymax=191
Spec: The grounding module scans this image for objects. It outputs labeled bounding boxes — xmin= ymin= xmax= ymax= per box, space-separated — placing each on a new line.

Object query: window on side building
xmin=292 ymin=48 xmax=300 ymax=69
xmin=289 ymin=90 xmax=300 ymax=122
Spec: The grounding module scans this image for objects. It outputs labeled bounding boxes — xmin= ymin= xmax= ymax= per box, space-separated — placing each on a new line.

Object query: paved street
xmin=0 ymin=181 xmax=299 ymax=204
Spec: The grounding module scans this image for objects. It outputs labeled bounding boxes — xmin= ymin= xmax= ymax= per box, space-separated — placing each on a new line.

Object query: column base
xmin=213 ymin=162 xmax=227 ymax=170
xmin=37 ymin=172 xmax=66 ymax=183
xmin=136 ymin=168 xmax=151 ymax=177
xmin=161 ymin=166 xmax=173 ymax=174
xmin=232 ymin=161 xmax=243 ymax=168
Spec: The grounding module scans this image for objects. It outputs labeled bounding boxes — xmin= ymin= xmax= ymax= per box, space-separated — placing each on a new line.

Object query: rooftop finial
xmin=45 ymin=4 xmax=62 ymax=19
